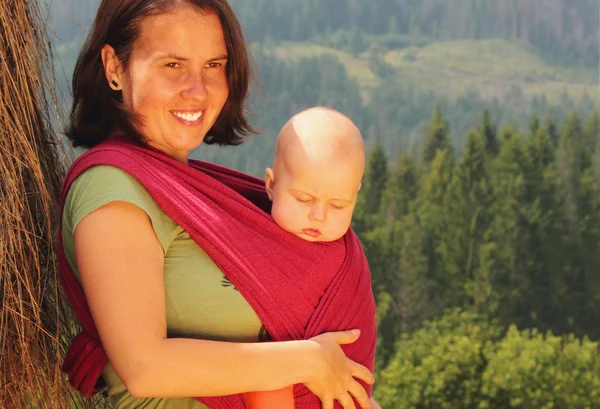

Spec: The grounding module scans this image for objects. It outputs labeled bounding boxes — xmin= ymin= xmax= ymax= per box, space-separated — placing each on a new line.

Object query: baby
xmin=244 ymin=107 xmax=380 ymax=409
xmin=265 ymin=106 xmax=365 ymax=243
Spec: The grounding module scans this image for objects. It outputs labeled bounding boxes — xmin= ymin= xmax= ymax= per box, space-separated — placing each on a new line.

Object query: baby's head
xmin=265 ymin=107 xmax=365 ymax=242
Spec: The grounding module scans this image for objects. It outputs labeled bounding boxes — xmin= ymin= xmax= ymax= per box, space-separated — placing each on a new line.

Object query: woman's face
xmin=103 ymin=5 xmax=229 ymax=162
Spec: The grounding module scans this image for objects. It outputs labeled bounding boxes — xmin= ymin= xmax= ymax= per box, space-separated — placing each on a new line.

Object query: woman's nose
xmin=181 ymin=72 xmax=208 ymax=100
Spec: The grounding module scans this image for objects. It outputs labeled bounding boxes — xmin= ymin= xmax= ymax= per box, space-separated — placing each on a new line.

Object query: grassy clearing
xmin=268 ymin=39 xmax=597 ymax=104
xmin=389 ymin=39 xmax=596 ymax=83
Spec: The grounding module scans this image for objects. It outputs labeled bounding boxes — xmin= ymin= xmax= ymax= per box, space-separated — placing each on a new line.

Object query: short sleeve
xmin=62 ymin=165 xmax=181 ymax=260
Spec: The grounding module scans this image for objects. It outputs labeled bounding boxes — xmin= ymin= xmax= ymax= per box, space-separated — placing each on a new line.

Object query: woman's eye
xmin=166 ymin=62 xmax=181 ymax=68
xmin=207 ymin=61 xmax=223 ymax=69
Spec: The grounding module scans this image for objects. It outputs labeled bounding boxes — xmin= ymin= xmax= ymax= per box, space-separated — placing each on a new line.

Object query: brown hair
xmin=65 ymin=0 xmax=255 ymax=149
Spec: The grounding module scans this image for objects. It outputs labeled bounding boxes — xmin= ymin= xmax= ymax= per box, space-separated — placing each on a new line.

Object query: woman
xmin=60 ymin=1 xmax=376 ymax=408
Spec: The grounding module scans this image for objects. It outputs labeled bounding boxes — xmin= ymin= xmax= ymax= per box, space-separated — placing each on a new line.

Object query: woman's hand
xmin=303 ymin=330 xmax=374 ymax=409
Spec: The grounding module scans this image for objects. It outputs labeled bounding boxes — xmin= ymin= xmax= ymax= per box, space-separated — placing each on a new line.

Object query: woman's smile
xmin=171 ymin=110 xmax=205 ymax=125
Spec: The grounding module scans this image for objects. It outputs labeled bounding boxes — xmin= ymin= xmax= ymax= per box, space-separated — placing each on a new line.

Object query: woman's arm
xmin=74 ymin=201 xmax=373 ymax=407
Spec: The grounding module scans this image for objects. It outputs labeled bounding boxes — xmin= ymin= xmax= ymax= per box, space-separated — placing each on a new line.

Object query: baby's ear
xmin=357 ymin=182 xmax=362 ymax=192
xmin=265 ymin=168 xmax=275 ymax=200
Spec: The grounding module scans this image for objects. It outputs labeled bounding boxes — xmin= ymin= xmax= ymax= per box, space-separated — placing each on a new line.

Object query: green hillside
xmin=270 ymin=39 xmax=596 ymax=103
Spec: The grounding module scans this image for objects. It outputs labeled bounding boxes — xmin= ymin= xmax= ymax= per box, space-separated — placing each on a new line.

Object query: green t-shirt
xmin=62 ymin=165 xmax=268 ymax=409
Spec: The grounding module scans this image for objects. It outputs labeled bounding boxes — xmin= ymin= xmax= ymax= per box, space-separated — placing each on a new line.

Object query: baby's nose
xmin=309 ymin=204 xmax=327 ymax=222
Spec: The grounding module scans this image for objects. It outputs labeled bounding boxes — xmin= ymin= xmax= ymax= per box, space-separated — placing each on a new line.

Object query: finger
xmin=348 ymin=380 xmax=370 ymax=409
xmin=322 ymin=395 xmax=335 ymax=409
xmin=338 ymin=392 xmax=357 ymax=409
xmin=334 ymin=329 xmax=361 ymax=345
xmin=351 ymin=362 xmax=375 ymax=384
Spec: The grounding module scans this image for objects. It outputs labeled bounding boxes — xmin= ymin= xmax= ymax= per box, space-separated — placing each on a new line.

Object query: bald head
xmin=266 ymin=107 xmax=365 ymax=242
xmin=274 ymin=107 xmax=366 ymax=173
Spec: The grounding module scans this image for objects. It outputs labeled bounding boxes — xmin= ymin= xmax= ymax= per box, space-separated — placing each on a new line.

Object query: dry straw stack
xmin=0 ymin=1 xmax=99 ymax=407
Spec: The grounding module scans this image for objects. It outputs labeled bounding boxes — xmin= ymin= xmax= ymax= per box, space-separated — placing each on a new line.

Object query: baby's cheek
xmin=271 ymin=200 xmax=297 ymax=232
xmin=334 ymin=212 xmax=354 ymax=235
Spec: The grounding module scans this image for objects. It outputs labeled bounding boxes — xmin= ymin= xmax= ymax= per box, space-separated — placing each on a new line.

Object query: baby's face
xmin=266 ymin=158 xmax=362 ymax=242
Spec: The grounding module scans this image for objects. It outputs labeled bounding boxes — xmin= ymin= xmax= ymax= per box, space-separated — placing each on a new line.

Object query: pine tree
xmin=394 ymin=215 xmax=429 ymax=334
xmin=522 ymin=124 xmax=562 ymax=332
xmin=380 ymin=154 xmax=419 ymax=222
xmin=417 ymin=148 xmax=453 ymax=313
xmin=485 ymin=128 xmax=530 ymax=323
xmin=543 ymin=116 xmax=560 ymax=146
xmin=480 ymin=108 xmax=499 ymax=156
xmin=361 ymin=139 xmax=389 ymax=219
xmin=352 ymin=140 xmax=390 ymax=292
xmin=422 ymin=105 xmax=452 ymax=165
xmin=557 ymin=111 xmax=586 ymax=237
xmin=583 ymin=111 xmax=599 ymax=152
xmin=370 ymin=154 xmax=426 ymax=367
xmin=439 ymin=130 xmax=493 ymax=309
xmin=528 ymin=122 xmax=556 ymax=170
xmin=529 ymin=113 xmax=541 ymax=136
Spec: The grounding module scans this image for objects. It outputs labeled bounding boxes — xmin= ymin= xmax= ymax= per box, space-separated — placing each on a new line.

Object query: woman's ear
xmin=265 ymin=168 xmax=275 ymax=200
xmin=101 ymin=44 xmax=124 ymax=90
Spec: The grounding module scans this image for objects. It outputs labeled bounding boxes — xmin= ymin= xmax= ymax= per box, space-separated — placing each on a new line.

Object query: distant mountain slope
xmin=229 ymin=0 xmax=599 ymax=68
xmin=46 ymin=0 xmax=598 ymax=69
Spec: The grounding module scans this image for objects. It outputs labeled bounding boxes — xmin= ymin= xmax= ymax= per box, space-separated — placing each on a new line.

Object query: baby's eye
xmin=295 ymin=197 xmax=311 ymax=203
xmin=330 ymin=204 xmax=344 ymax=210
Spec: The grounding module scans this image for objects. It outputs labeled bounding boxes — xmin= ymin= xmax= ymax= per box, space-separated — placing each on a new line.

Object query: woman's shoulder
xmin=67 ymin=164 xmax=160 ymax=201
xmin=69 ymin=164 xmax=142 ymax=193
xmin=63 ymin=165 xmax=180 ymax=254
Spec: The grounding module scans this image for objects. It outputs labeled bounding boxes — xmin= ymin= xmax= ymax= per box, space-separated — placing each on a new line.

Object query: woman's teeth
xmin=173 ymin=111 xmax=203 ymax=122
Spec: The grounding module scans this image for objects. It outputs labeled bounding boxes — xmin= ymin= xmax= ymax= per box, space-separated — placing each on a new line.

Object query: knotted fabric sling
xmin=58 ymin=138 xmax=377 ymax=409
